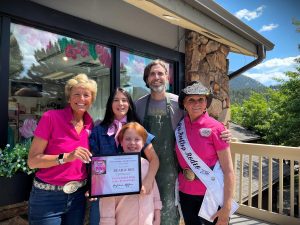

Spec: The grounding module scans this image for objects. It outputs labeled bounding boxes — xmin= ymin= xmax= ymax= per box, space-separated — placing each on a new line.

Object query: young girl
xmin=99 ymin=122 xmax=162 ymax=225
xmin=89 ymin=88 xmax=159 ymax=225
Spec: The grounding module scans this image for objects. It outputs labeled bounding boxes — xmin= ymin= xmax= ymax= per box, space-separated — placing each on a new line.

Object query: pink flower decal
xmin=99 ymin=48 xmax=112 ymax=68
xmin=19 ymin=118 xmax=37 ymax=139
xmin=80 ymin=43 xmax=89 ymax=57
xmin=65 ymin=44 xmax=77 ymax=59
xmin=76 ymin=41 xmax=89 ymax=58
xmin=95 ymin=44 xmax=104 ymax=55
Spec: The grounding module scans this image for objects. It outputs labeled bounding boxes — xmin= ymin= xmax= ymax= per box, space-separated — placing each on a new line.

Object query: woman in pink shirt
xmin=100 ymin=122 xmax=162 ymax=225
xmin=175 ymin=81 xmax=236 ymax=225
xmin=27 ymin=74 xmax=97 ymax=225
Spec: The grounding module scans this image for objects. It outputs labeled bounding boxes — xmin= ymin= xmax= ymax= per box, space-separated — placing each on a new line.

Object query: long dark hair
xmin=101 ymin=87 xmax=140 ymax=126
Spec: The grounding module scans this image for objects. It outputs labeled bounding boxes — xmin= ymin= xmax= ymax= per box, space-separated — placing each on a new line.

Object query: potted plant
xmin=0 ymin=140 xmax=35 ymax=206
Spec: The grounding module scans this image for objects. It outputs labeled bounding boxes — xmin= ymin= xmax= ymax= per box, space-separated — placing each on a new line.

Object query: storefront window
xmin=8 ymin=23 xmax=111 ymax=144
xmin=120 ymin=50 xmax=174 ymax=100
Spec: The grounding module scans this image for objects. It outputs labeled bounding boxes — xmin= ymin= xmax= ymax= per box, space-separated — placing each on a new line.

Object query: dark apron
xmin=143 ymin=95 xmax=179 ymax=225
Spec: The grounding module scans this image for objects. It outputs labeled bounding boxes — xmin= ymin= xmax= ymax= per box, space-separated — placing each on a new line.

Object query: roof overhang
xmin=125 ymin=0 xmax=274 ymax=57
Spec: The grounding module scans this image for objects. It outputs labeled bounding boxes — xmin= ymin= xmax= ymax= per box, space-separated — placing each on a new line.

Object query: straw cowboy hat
xmin=178 ymin=81 xmax=213 ymax=110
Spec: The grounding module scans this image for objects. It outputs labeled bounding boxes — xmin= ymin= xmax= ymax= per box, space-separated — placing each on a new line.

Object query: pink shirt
xmin=100 ymin=158 xmax=162 ymax=225
xmin=175 ymin=112 xmax=229 ymax=195
xmin=34 ymin=106 xmax=93 ymax=185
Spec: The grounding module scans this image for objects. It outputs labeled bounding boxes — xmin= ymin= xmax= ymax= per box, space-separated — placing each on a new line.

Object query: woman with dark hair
xmin=101 ymin=87 xmax=140 ymax=127
xmin=89 ymin=87 xmax=159 ymax=225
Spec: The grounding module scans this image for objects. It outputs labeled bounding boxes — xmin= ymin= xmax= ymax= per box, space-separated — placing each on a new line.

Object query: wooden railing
xmin=230 ymin=141 xmax=300 ymax=225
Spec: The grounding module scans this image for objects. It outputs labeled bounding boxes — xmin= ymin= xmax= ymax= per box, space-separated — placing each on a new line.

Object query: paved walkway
xmin=0 ymin=215 xmax=276 ymax=225
xmin=0 ymin=206 xmax=276 ymax=225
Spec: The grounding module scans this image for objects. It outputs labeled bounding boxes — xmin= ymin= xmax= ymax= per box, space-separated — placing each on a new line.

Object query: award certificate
xmin=89 ymin=153 xmax=141 ymax=197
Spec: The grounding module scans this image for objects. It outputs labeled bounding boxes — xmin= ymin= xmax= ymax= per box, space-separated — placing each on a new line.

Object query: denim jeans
xmin=89 ymin=199 xmax=100 ymax=225
xmin=29 ymin=185 xmax=86 ymax=225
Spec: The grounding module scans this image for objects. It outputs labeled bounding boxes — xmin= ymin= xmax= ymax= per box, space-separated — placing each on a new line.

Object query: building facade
xmin=0 ymin=0 xmax=274 ymax=147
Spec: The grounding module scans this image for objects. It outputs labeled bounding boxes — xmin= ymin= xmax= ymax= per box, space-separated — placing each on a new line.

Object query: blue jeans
xmin=89 ymin=199 xmax=100 ymax=225
xmin=29 ymin=185 xmax=86 ymax=225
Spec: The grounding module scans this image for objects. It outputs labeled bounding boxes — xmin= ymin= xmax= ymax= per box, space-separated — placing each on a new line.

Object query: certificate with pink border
xmin=89 ymin=153 xmax=141 ymax=197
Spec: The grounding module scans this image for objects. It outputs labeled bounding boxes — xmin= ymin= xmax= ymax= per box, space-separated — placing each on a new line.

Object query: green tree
xmin=231 ymin=58 xmax=300 ymax=146
xmin=9 ymin=33 xmax=24 ymax=79
xmin=231 ymin=20 xmax=300 ymax=146
xmin=275 ymin=58 xmax=300 ymax=146
xmin=231 ymin=89 xmax=284 ymax=144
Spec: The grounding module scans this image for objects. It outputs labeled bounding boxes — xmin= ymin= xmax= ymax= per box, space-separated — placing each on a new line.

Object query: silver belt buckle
xmin=63 ymin=181 xmax=81 ymax=194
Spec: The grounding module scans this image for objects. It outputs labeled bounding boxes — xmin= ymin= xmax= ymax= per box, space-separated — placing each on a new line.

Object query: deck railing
xmin=230 ymin=141 xmax=300 ymax=225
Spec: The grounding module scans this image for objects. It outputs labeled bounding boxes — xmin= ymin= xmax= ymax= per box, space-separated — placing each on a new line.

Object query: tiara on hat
xmin=182 ymin=82 xmax=210 ymax=95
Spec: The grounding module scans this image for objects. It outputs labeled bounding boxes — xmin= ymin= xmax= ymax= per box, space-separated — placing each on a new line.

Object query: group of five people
xmin=27 ymin=59 xmax=236 ymax=225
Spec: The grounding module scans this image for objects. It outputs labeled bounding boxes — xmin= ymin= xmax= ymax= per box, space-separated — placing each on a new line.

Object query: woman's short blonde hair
xmin=65 ymin=74 xmax=97 ymax=103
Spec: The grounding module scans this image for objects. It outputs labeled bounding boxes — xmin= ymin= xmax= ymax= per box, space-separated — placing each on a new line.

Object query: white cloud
xmin=259 ymin=23 xmax=279 ymax=32
xmin=254 ymin=56 xmax=298 ymax=69
xmin=235 ymin=5 xmax=265 ymax=21
xmin=244 ymin=71 xmax=288 ymax=86
xmin=244 ymin=56 xmax=299 ymax=86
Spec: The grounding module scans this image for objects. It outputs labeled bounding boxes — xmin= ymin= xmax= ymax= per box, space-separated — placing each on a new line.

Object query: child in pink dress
xmin=99 ymin=122 xmax=162 ymax=225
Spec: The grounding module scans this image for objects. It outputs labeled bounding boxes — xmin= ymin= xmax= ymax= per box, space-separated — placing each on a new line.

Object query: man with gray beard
xmin=135 ymin=60 xmax=183 ymax=225
xmin=135 ymin=59 xmax=231 ymax=225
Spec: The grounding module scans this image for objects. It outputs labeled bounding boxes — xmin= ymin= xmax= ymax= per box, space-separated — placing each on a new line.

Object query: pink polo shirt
xmin=34 ymin=106 xmax=93 ymax=185
xmin=175 ymin=112 xmax=229 ymax=196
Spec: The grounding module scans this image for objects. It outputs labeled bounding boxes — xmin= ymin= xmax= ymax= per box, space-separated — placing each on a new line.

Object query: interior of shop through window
xmin=8 ymin=23 xmax=111 ymax=146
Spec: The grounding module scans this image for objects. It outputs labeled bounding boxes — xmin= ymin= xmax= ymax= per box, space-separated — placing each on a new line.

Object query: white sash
xmin=175 ymin=120 xmax=239 ymax=222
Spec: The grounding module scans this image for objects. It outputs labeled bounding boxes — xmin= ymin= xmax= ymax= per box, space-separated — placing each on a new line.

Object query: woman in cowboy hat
xmin=175 ymin=81 xmax=237 ymax=225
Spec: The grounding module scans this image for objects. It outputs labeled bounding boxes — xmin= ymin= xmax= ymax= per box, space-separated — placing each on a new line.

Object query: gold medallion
xmin=183 ymin=168 xmax=196 ymax=181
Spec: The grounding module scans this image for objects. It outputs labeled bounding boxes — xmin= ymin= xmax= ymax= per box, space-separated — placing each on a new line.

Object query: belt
xmin=33 ymin=178 xmax=87 ymax=194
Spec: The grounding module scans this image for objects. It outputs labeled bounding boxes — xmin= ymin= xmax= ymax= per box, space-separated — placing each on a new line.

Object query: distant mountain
xmin=229 ymin=74 xmax=267 ymax=104
xmin=229 ymin=74 xmax=265 ymax=90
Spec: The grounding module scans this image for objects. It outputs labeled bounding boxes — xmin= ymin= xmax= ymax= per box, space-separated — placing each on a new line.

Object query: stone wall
xmin=185 ymin=30 xmax=230 ymax=126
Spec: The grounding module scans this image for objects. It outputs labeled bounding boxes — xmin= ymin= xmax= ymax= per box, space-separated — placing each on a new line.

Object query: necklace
xmin=71 ymin=120 xmax=84 ymax=128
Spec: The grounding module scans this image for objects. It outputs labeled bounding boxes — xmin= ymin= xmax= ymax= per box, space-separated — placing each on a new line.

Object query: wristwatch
xmin=57 ymin=153 xmax=65 ymax=165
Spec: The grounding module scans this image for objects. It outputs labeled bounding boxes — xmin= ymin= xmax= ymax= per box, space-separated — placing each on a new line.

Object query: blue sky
xmin=215 ymin=0 xmax=300 ymax=86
